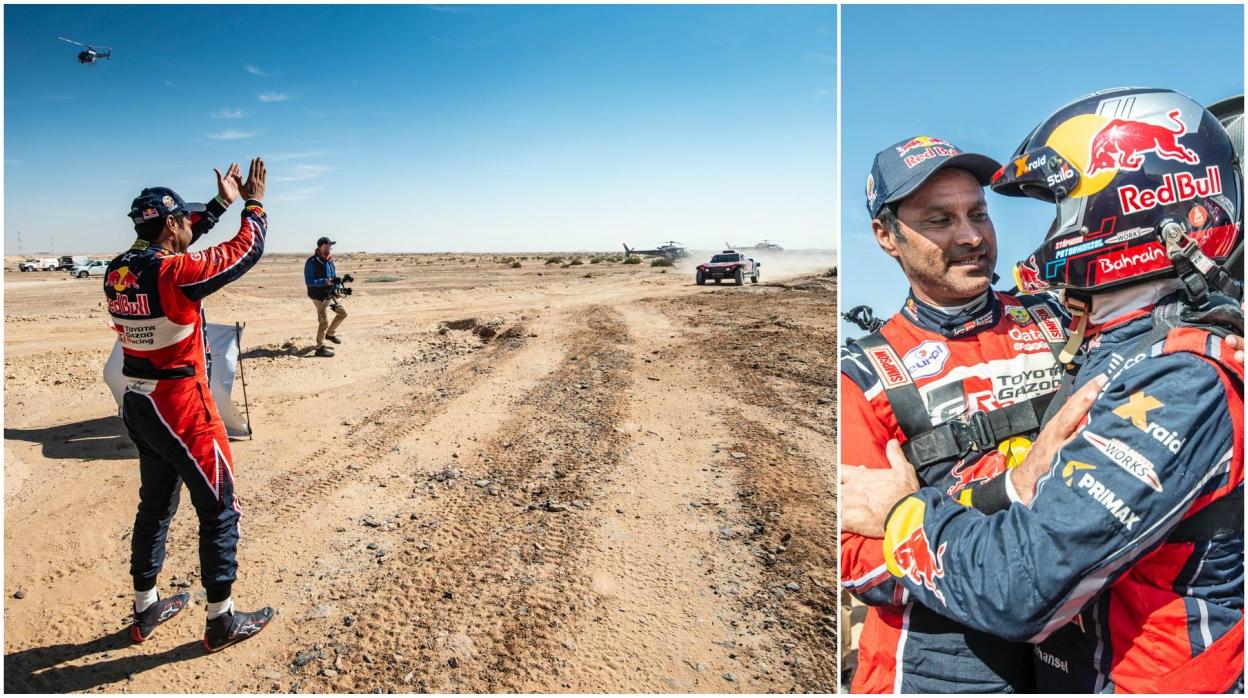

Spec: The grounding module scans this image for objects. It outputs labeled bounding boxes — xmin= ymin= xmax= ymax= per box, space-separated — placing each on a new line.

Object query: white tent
xmin=103 ymin=322 xmax=251 ymax=439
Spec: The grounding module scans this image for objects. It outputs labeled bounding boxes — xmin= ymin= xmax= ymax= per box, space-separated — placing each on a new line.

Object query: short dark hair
xmin=876 ymin=204 xmax=904 ymax=240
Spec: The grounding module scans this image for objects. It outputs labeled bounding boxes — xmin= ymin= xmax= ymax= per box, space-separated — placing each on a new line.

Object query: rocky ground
xmin=3 ymin=251 xmax=837 ymax=693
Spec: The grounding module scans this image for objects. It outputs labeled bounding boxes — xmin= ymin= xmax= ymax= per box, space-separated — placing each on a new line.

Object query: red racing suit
xmin=879 ymin=295 xmax=1244 ymax=693
xmin=841 ymin=290 xmax=1067 ymax=693
xmin=106 ymin=198 xmax=267 ymax=593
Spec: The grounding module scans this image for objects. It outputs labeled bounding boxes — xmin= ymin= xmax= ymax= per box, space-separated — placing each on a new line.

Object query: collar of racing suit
xmin=898 ymin=289 xmax=1000 ymax=338
xmin=1079 ymin=279 xmax=1186 ymax=338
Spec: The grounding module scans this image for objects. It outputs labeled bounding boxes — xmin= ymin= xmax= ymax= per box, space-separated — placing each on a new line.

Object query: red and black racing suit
xmin=841 ymin=290 xmax=1067 ymax=692
xmin=105 ymin=198 xmax=267 ymax=599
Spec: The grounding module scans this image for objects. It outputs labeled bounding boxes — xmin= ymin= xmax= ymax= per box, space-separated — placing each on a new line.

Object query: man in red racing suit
xmin=842 ymin=289 xmax=1067 ymax=692
xmin=107 ymin=158 xmax=274 ymax=652
xmin=842 ymin=134 xmax=1074 ymax=692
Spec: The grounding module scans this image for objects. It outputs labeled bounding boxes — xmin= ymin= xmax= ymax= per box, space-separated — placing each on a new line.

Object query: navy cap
xmin=866 ymin=136 xmax=1002 ymax=219
xmin=317 ymin=236 xmax=337 ymax=246
xmin=128 ymin=187 xmax=206 ymax=226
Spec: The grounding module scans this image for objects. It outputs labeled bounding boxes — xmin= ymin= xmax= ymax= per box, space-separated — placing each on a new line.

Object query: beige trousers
xmin=312 ymin=298 xmax=347 ymax=346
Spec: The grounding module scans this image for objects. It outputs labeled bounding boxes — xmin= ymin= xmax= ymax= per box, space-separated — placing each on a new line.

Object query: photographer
xmin=304 ymin=236 xmax=348 ymax=357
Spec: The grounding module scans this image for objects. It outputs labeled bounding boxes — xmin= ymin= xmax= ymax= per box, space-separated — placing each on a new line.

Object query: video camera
xmin=331 ymin=273 xmax=354 ymax=298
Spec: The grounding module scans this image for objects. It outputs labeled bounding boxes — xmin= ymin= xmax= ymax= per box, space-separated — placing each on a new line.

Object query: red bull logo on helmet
xmin=1086 ymin=109 xmax=1199 ymax=176
xmin=1013 ymin=256 xmax=1049 ymax=294
xmin=885 ymin=498 xmax=949 ymax=606
xmin=1117 ymin=166 xmax=1222 ymax=215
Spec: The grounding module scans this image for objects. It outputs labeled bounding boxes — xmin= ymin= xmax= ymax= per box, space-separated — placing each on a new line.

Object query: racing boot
xmin=325 ymin=334 xmax=342 ymax=344
xmin=131 ymin=592 xmax=190 ymax=643
xmin=203 ymin=605 xmax=275 ymax=653
xmin=314 ymin=345 xmax=335 ymax=357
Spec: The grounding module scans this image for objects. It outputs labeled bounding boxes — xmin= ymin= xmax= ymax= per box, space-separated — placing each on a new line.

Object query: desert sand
xmin=3 ymin=249 xmax=837 ymax=693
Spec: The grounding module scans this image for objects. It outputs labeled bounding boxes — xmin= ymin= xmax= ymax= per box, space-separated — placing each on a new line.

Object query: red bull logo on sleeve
xmin=1086 ymin=109 xmax=1199 ymax=176
xmin=884 ymin=498 xmax=949 ymax=606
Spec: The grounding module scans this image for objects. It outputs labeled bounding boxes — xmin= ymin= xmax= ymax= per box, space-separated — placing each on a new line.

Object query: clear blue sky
xmin=5 ymin=4 xmax=835 ymax=254
xmin=841 ymin=3 xmax=1243 ymax=339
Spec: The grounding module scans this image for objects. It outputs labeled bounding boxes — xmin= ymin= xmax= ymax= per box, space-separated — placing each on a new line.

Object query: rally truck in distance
xmin=695 ymin=250 xmax=760 ymax=286
xmin=19 ymin=258 xmax=60 ymax=271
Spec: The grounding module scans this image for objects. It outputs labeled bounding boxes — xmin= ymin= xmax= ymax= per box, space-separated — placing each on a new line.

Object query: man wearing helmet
xmin=843 ymin=87 xmax=1245 ymax=692
xmin=842 ymin=137 xmax=1075 ymax=692
xmin=107 ymin=158 xmax=276 ymax=652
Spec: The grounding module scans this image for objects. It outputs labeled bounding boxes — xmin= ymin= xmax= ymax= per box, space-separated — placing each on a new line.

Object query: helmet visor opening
xmin=991 ymin=146 xmax=1082 ymax=201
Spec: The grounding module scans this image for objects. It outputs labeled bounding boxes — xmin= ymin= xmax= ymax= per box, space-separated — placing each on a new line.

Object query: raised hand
xmin=240 ymin=157 xmax=266 ymax=202
xmin=214 ymin=162 xmax=242 ymax=205
xmin=1008 ymin=373 xmax=1106 ymax=505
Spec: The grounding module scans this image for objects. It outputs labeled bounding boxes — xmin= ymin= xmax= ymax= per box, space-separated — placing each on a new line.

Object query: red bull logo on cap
xmin=896 ymin=136 xmax=951 ymax=155
xmin=1086 ymin=109 xmax=1199 ymax=176
xmin=107 ymin=265 xmax=141 ymax=293
xmin=885 ymin=497 xmax=949 ymax=606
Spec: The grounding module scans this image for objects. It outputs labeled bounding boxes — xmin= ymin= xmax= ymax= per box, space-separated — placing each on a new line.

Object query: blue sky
xmin=841 ymin=3 xmax=1243 ymax=338
xmin=5 ymin=4 xmax=835 ymax=254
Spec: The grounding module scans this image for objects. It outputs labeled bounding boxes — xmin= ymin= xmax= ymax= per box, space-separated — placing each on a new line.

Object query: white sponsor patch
xmin=903 ymin=340 xmax=950 ymax=379
xmin=1082 ymin=431 xmax=1163 ymax=492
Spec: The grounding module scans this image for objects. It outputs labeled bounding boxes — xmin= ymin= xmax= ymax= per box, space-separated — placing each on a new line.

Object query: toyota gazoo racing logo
xmin=1086 ymin=109 xmax=1199 ymax=176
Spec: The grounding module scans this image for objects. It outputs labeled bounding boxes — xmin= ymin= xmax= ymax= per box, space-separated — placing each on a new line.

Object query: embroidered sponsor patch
xmin=864 ymin=344 xmax=911 ymax=389
xmin=902 ymin=340 xmax=949 ymax=379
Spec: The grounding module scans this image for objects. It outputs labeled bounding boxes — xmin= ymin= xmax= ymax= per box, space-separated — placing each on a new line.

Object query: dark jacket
xmin=304 ymin=254 xmax=335 ymax=301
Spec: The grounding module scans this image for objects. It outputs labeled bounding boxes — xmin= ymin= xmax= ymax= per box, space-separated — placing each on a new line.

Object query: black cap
xmin=128 ymin=187 xmax=206 ymax=226
xmin=317 ymin=236 xmax=336 ymax=246
xmin=866 ymin=136 xmax=1002 ymax=219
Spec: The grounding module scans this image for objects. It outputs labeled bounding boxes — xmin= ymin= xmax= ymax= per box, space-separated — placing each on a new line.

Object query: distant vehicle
xmin=59 ymin=36 xmax=111 ymax=64
xmin=623 ymin=241 xmax=690 ymax=260
xmin=58 ymin=255 xmax=90 ymax=271
xmin=696 ymin=250 xmax=760 ymax=286
xmin=727 ymin=240 xmax=785 ymax=252
xmin=19 ymin=258 xmax=59 ymax=272
xmin=71 ymin=259 xmax=108 ymax=278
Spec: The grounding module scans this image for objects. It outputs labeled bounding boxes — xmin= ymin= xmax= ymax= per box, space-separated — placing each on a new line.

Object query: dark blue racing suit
xmin=880 ymin=294 xmax=1244 ymax=693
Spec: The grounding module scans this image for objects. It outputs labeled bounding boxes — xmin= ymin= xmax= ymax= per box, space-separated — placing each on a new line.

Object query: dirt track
xmin=3 ymin=252 xmax=837 ymax=693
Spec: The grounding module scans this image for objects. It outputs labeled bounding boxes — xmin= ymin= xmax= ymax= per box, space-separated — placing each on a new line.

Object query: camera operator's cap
xmin=128 ymin=187 xmax=205 ymax=225
xmin=317 ymin=236 xmax=337 ymax=246
xmin=866 ymin=136 xmax=1002 ymax=219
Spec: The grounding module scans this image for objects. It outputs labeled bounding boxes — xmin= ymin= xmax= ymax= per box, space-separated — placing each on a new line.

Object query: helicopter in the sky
xmin=59 ymin=36 xmax=111 ymax=64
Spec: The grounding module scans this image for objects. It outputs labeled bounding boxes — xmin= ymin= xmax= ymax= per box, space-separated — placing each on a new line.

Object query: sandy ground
xmin=3 ymin=250 xmax=837 ymax=693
